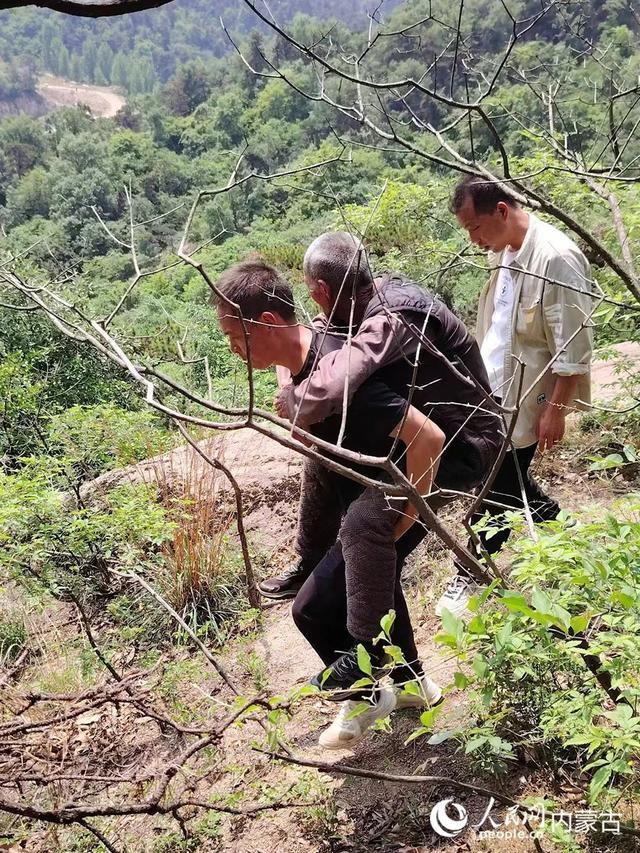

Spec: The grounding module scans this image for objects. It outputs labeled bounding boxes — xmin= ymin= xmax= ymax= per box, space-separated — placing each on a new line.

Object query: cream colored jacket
xmin=477 ymin=214 xmax=593 ymax=448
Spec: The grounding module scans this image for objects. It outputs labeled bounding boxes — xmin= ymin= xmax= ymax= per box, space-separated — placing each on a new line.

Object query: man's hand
xmin=537 ymin=404 xmax=566 ymax=452
xmin=275 ymin=384 xmax=293 ymax=420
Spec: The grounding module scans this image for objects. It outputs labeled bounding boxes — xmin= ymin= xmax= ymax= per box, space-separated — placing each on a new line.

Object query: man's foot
xmin=310 ymin=644 xmax=383 ymax=701
xmin=318 ymin=687 xmax=396 ymax=749
xmin=435 ymin=574 xmax=483 ymax=619
xmin=258 ymin=558 xmax=314 ymax=600
xmin=394 ymin=673 xmax=443 ymax=710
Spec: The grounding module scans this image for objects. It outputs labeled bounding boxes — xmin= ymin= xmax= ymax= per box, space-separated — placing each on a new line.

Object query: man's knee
xmin=340 ymin=489 xmax=395 ymax=550
xmin=291 ymin=584 xmax=325 ymax=637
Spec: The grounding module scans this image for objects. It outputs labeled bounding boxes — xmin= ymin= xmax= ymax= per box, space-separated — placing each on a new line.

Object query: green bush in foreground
xmin=433 ymin=496 xmax=640 ymax=803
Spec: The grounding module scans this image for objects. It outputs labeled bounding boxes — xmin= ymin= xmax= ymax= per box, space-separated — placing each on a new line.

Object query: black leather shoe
xmin=258 ymin=558 xmax=315 ymax=600
xmin=310 ymin=644 xmax=384 ymax=701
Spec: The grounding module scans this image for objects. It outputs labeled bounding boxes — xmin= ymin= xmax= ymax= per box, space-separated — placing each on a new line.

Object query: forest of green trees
xmin=0 ymin=0 xmax=403 ymax=94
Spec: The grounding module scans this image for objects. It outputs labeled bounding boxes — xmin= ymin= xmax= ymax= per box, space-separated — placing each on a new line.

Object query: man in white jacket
xmin=438 ymin=175 xmax=594 ymax=616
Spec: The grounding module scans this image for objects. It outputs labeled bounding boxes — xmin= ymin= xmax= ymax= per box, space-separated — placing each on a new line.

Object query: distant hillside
xmin=0 ymin=59 xmax=47 ymax=118
xmin=0 ymin=0 xmax=403 ymax=94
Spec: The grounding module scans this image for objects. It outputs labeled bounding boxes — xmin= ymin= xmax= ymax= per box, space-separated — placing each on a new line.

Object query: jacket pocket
xmin=516 ymin=301 xmax=541 ymax=338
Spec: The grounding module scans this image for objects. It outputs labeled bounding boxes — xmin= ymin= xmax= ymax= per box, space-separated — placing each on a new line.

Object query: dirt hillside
xmin=37 ymin=75 xmax=126 ymax=118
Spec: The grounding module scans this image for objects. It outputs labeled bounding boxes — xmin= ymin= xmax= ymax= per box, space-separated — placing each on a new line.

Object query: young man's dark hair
xmin=212 ymin=260 xmax=297 ymax=323
xmin=449 ymin=174 xmax=518 ymax=216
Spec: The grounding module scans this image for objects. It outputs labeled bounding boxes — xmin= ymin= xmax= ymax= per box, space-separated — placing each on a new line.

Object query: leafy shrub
xmin=0 ymin=454 xmax=252 ymax=644
xmin=0 ymin=458 xmax=173 ymax=604
xmin=578 ymin=352 xmax=640 ymax=487
xmin=47 ymin=403 xmax=174 ymax=480
xmin=434 ymin=497 xmax=640 ymax=803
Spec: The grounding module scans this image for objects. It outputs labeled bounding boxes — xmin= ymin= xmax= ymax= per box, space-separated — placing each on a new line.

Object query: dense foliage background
xmin=0 ymin=0 xmax=638 ymax=462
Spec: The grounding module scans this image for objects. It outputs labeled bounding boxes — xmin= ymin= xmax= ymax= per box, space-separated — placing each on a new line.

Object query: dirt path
xmin=37 ymin=75 xmax=125 ymax=118
xmin=213 ymin=415 xmax=637 ymax=852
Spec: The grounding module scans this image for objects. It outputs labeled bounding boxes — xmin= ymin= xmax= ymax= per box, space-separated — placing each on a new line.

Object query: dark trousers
xmin=468 ymin=442 xmax=560 ymax=559
xmin=295 ymin=445 xmax=484 ymax=641
xmin=292 ymin=522 xmax=429 ymax=684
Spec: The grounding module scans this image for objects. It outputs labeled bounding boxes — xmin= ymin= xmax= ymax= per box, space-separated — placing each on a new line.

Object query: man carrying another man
xmin=213 ymin=244 xmax=501 ymax=747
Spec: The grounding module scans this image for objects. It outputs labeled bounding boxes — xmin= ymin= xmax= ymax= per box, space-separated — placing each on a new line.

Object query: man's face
xmin=456 ymin=197 xmax=511 ymax=253
xmin=217 ymin=309 xmax=277 ymax=369
xmin=305 ymin=274 xmax=332 ymax=315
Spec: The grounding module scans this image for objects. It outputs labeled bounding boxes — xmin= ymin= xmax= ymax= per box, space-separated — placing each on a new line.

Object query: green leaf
xmin=603 ymin=703 xmax=634 ymax=727
xmin=467 ymin=615 xmax=486 ymax=634
xmin=589 ymin=765 xmax=612 ymax=801
xmin=465 ymin=735 xmax=488 ymax=753
xmin=349 ymin=677 xmax=374 ymax=690
xmin=440 ymin=607 xmax=463 ymax=640
xmin=613 ymin=590 xmax=635 ymax=609
xmin=427 ymin=731 xmax=454 ymax=745
xmin=382 ymin=643 xmax=404 ymax=665
xmin=296 ymin=684 xmax=321 ymax=697
xmin=501 ymin=591 xmax=534 ymax=616
xmin=474 ymin=579 xmax=502 ymax=608
xmin=454 ymin=671 xmax=471 ymax=689
xmin=402 ymin=680 xmax=422 ymax=697
xmin=565 ymin=734 xmax=595 ymax=747
xmin=379 ymin=610 xmax=396 ymax=639
xmin=531 ymin=588 xmax=571 ymax=631
xmin=588 ymin=453 xmax=625 ymax=472
xmin=404 ymin=726 xmax=430 ymax=744
xmin=319 ymin=667 xmax=332 ymax=687
xmin=356 ymin=644 xmax=372 ymax=677
xmin=434 ymin=631 xmax=458 ymax=649
xmin=569 ymin=614 xmax=590 ymax=634
xmin=472 ymin=655 xmax=488 ymax=678
xmin=419 ymin=706 xmax=441 ymax=728
xmin=346 ymin=701 xmax=371 ymax=720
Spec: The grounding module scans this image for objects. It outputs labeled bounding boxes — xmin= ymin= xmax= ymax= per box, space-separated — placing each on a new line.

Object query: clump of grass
xmin=151 ymin=445 xmax=250 ymax=643
xmin=0 ymin=612 xmax=27 ymax=663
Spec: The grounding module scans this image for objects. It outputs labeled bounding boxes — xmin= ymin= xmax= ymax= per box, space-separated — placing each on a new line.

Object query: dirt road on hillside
xmin=37 ymin=76 xmax=125 ymax=118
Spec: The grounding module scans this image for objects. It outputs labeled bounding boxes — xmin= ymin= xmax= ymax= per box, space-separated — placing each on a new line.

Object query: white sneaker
xmin=394 ymin=673 xmax=443 ymax=710
xmin=318 ymin=687 xmax=396 ymax=749
xmin=435 ymin=574 xmax=483 ymax=619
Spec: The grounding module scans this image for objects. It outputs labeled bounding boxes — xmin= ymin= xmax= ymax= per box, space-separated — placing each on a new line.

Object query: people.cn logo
xmin=429 ymin=798 xmax=469 ymax=838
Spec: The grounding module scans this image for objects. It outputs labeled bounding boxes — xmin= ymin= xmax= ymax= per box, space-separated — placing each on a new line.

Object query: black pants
xmin=294 ymin=433 xmax=495 ymax=641
xmin=469 ymin=442 xmax=560 ymax=558
xmin=292 ymin=522 xmax=429 ymax=685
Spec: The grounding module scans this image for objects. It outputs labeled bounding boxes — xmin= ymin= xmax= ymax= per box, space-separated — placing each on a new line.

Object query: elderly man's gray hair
xmin=303 ymin=231 xmax=373 ymax=298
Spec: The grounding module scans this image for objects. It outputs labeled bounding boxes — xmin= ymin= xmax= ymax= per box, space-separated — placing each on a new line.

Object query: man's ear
xmin=496 ymin=201 xmax=510 ymax=220
xmin=259 ymin=310 xmax=281 ymax=329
